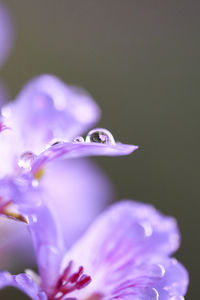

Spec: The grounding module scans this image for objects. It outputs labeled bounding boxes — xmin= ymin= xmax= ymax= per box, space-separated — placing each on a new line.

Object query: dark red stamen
xmin=50 ymin=261 xmax=91 ymax=300
xmin=76 ymin=274 xmax=92 ymax=289
xmin=0 ymin=197 xmax=28 ymax=223
xmin=69 ymin=266 xmax=83 ymax=283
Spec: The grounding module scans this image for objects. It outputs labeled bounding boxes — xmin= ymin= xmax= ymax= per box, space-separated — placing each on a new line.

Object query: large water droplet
xmin=85 ymin=128 xmax=115 ymax=145
xmin=18 ymin=152 xmax=36 ymax=171
xmin=73 ymin=136 xmax=84 ymax=143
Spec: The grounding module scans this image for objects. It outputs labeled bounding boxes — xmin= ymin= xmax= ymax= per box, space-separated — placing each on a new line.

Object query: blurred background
xmin=0 ymin=0 xmax=199 ymax=298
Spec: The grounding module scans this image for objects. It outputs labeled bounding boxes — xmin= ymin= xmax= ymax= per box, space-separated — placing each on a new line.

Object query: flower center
xmin=49 ymin=261 xmax=91 ymax=300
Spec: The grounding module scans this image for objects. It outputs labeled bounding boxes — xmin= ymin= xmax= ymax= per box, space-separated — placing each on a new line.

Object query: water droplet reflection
xmin=85 ymin=128 xmax=115 ymax=145
xmin=49 ymin=139 xmax=64 ymax=146
xmin=73 ymin=136 xmax=84 ymax=143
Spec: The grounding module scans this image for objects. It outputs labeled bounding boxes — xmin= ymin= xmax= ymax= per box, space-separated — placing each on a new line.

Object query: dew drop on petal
xmin=15 ymin=274 xmax=32 ymax=287
xmin=85 ymin=128 xmax=115 ymax=145
xmin=49 ymin=138 xmax=64 ymax=146
xmin=18 ymin=152 xmax=36 ymax=171
xmin=25 ymin=269 xmax=41 ymax=285
xmin=43 ymin=138 xmax=65 ymax=151
xmin=73 ymin=136 xmax=84 ymax=143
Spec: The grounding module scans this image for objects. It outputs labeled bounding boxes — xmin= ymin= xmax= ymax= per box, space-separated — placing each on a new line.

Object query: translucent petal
xmin=31 ymin=141 xmax=138 ymax=174
xmin=2 ymin=75 xmax=100 ymax=153
xmin=60 ymin=201 xmax=186 ymax=299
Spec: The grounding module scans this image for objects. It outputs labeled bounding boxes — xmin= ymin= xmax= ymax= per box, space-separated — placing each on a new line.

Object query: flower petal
xmin=60 ymin=200 xmax=181 ymax=267
xmin=2 ymin=74 xmax=100 ymax=153
xmin=0 ymin=271 xmax=47 ymax=300
xmin=0 ymin=217 xmax=35 ymax=270
xmin=40 ymin=158 xmax=114 ymax=247
xmin=0 ymin=157 xmax=114 ymax=270
xmin=61 ymin=201 xmax=184 ymax=299
xmin=0 ymin=124 xmax=20 ymax=178
xmin=31 ymin=142 xmax=138 ymax=174
xmin=155 ymin=258 xmax=189 ymax=300
xmin=0 ymin=177 xmax=65 ymax=294
xmin=28 ymin=202 xmax=65 ymax=293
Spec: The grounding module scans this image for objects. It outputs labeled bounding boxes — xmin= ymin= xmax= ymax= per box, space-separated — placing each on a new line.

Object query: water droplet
xmin=43 ymin=138 xmax=65 ymax=152
xmin=73 ymin=136 xmax=84 ymax=143
xmin=85 ymin=128 xmax=115 ymax=145
xmin=25 ymin=269 xmax=41 ymax=285
xmin=49 ymin=138 xmax=64 ymax=146
xmin=18 ymin=152 xmax=36 ymax=171
xmin=15 ymin=273 xmax=32 ymax=287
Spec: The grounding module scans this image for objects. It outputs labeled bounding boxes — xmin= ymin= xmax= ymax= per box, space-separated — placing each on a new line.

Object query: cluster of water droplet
xmin=17 ymin=128 xmax=115 ymax=173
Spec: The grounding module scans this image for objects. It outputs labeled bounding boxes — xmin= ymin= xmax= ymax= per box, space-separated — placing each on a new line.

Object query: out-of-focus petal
xmin=0 ymin=271 xmax=47 ymax=300
xmin=0 ymin=128 xmax=20 ymax=178
xmin=0 ymin=3 xmax=15 ymax=68
xmin=28 ymin=203 xmax=65 ymax=293
xmin=61 ymin=201 xmax=182 ymax=299
xmin=0 ymin=217 xmax=35 ymax=270
xmin=0 ymin=158 xmax=114 ymax=268
xmin=40 ymin=158 xmax=114 ymax=247
xmin=2 ymin=74 xmax=100 ymax=153
xmin=31 ymin=141 xmax=138 ymax=174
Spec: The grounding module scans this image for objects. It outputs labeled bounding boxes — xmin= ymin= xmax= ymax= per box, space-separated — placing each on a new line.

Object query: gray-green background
xmin=0 ymin=1 xmax=199 ymax=299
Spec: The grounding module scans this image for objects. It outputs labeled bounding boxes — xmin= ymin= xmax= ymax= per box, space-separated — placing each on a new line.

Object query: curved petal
xmin=31 ymin=142 xmax=138 ymax=174
xmin=0 ymin=271 xmax=47 ymax=300
xmin=0 ymin=3 xmax=15 ymax=68
xmin=0 ymin=158 xmax=114 ymax=269
xmin=2 ymin=74 xmax=100 ymax=153
xmin=60 ymin=201 xmax=185 ymax=299
xmin=0 ymin=177 xmax=65 ymax=294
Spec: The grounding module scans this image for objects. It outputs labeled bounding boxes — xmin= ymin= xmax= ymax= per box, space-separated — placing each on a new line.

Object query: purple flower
xmin=0 ymin=3 xmax=15 ymax=69
xmin=0 ymin=74 xmax=137 ymax=265
xmin=0 ymin=75 xmax=137 ymax=178
xmin=0 ymin=178 xmax=188 ymax=299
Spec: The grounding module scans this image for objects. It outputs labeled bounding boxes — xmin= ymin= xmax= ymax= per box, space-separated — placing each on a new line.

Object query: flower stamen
xmin=50 ymin=261 xmax=91 ymax=300
xmin=0 ymin=196 xmax=28 ymax=223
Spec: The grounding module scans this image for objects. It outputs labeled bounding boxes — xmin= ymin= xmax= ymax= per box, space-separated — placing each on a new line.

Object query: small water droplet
xmin=49 ymin=138 xmax=64 ymax=146
xmin=15 ymin=274 xmax=32 ymax=287
xmin=18 ymin=152 xmax=36 ymax=171
xmin=85 ymin=128 xmax=115 ymax=145
xmin=73 ymin=136 xmax=84 ymax=143
xmin=43 ymin=138 xmax=65 ymax=151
